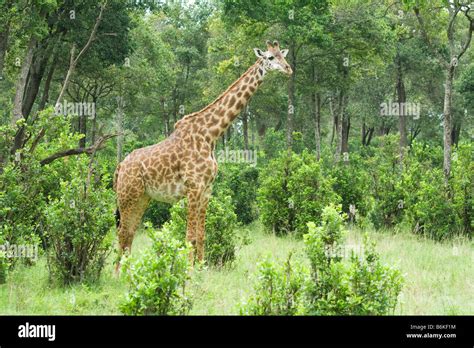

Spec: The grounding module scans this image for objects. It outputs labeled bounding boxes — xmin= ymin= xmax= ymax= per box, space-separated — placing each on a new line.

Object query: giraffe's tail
xmin=115 ymin=208 xmax=121 ymax=228
xmin=114 ymin=163 xmax=121 ymax=228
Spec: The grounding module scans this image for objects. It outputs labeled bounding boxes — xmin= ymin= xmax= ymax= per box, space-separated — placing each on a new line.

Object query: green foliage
xmin=326 ymin=153 xmax=372 ymax=218
xmin=305 ymin=205 xmax=403 ymax=315
xmin=166 ymin=192 xmax=238 ymax=267
xmin=289 ymin=158 xmax=341 ymax=234
xmin=366 ymin=135 xmax=406 ymax=228
xmin=213 ymin=163 xmax=259 ymax=225
xmin=401 ymin=142 xmax=472 ymax=240
xmin=258 ymin=151 xmax=340 ymax=235
xmin=451 ymin=143 xmax=474 ymax=236
xmin=260 ymin=128 xmax=287 ymax=161
xmin=43 ymin=158 xmax=115 ymax=285
xmin=0 ymin=245 xmax=9 ymax=284
xmin=239 ymin=253 xmax=308 ymax=315
xmin=144 ymin=201 xmax=172 ymax=228
xmin=240 ymin=204 xmax=403 ymax=315
xmin=0 ymin=160 xmax=45 ymax=250
xmin=120 ymin=224 xmax=192 ymax=315
xmin=257 ymin=152 xmax=303 ymax=235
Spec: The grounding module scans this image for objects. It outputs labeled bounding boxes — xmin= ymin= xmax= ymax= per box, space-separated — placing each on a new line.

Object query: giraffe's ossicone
xmin=113 ymin=40 xmax=292 ymax=272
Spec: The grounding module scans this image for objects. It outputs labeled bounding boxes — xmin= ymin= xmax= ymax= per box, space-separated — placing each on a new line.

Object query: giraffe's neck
xmin=175 ymin=58 xmax=267 ymax=141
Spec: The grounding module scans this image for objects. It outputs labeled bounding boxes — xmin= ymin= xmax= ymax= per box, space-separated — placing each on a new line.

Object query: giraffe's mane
xmin=174 ymin=58 xmax=263 ymax=129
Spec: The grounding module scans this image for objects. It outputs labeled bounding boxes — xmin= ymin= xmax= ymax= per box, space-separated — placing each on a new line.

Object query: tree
xmin=407 ymin=0 xmax=473 ymax=182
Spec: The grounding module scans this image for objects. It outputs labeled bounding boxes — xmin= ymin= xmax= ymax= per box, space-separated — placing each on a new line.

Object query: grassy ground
xmin=1 ymin=222 xmax=472 ymax=315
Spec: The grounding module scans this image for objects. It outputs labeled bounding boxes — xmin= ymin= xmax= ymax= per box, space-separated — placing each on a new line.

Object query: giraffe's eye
xmin=268 ymin=56 xmax=275 ymax=60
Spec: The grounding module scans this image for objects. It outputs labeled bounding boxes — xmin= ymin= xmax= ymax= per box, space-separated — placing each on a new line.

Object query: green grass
xmin=0 ymin=222 xmax=472 ymax=315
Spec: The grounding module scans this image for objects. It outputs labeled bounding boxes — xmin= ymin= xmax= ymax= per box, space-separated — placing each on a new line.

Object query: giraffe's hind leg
xmin=115 ymin=190 xmax=150 ymax=275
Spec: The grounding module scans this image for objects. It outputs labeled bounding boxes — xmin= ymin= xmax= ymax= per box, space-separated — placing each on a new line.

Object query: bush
xmin=406 ymin=168 xmax=461 ymax=240
xmin=144 ymin=200 xmax=171 ymax=228
xmin=120 ymin=224 xmax=192 ymax=315
xmin=0 ymin=159 xmax=46 ymax=259
xmin=451 ymin=142 xmax=474 ymax=236
xmin=44 ymin=158 xmax=115 ymax=284
xmin=366 ymin=135 xmax=406 ymax=228
xmin=303 ymin=205 xmax=403 ymax=315
xmin=289 ymin=160 xmax=341 ymax=235
xmin=0 ymin=245 xmax=9 ymax=284
xmin=326 ymin=152 xmax=372 ymax=218
xmin=257 ymin=152 xmax=303 ymax=235
xmin=213 ymin=163 xmax=259 ymax=225
xmin=240 ymin=204 xmax=403 ymax=315
xmin=166 ymin=191 xmax=238 ymax=267
xmin=239 ymin=253 xmax=308 ymax=315
xmin=260 ymin=128 xmax=287 ymax=161
xmin=258 ymin=151 xmax=340 ymax=235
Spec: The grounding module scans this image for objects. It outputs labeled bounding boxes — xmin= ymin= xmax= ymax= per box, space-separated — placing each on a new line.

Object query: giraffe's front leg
xmin=186 ymin=190 xmax=199 ymax=264
xmin=186 ymin=186 xmax=211 ymax=265
xmin=196 ymin=187 xmax=211 ymax=263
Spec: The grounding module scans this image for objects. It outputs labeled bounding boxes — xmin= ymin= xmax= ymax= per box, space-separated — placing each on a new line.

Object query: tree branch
xmin=457 ymin=7 xmax=473 ymax=60
xmin=56 ymin=1 xmax=107 ymax=105
xmin=413 ymin=6 xmax=448 ymax=67
xmin=39 ymin=133 xmax=117 ymax=166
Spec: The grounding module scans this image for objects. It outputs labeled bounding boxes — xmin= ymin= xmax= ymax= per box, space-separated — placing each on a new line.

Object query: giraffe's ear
xmin=280 ymin=49 xmax=289 ymax=58
xmin=254 ymin=48 xmax=265 ymax=58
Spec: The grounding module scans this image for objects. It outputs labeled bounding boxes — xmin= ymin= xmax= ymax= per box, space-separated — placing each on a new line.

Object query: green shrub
xmin=451 ymin=142 xmax=473 ymax=236
xmin=326 ymin=152 xmax=372 ymax=218
xmin=144 ymin=200 xmax=172 ymax=228
xmin=239 ymin=253 xmax=308 ymax=315
xmin=0 ymin=159 xmax=46 ymax=256
xmin=214 ymin=163 xmax=259 ymax=225
xmin=406 ymin=168 xmax=461 ymax=240
xmin=0 ymin=246 xmax=9 ymax=284
xmin=289 ymin=160 xmax=341 ymax=235
xmin=240 ymin=204 xmax=403 ymax=315
xmin=120 ymin=224 xmax=192 ymax=315
xmin=258 ymin=151 xmax=340 ymax=235
xmin=305 ymin=205 xmax=403 ymax=315
xmin=257 ymin=152 xmax=303 ymax=235
xmin=166 ymin=191 xmax=238 ymax=267
xmin=260 ymin=128 xmax=287 ymax=161
xmin=44 ymin=158 xmax=115 ymax=284
xmin=366 ymin=135 xmax=406 ymax=228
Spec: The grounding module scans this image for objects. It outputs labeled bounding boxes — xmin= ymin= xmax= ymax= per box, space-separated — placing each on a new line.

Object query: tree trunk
xmin=242 ymin=104 xmax=249 ymax=151
xmin=341 ymin=111 xmax=350 ymax=154
xmin=311 ymin=64 xmax=321 ymax=161
xmin=329 ymin=97 xmax=336 ymax=146
xmin=0 ymin=21 xmax=10 ymax=77
xmin=90 ymin=96 xmax=97 ymax=145
xmin=39 ymin=54 xmax=58 ymax=110
xmin=161 ymin=98 xmax=169 ymax=136
xmin=116 ymin=96 xmax=124 ymax=163
xmin=22 ymin=43 xmax=51 ymax=118
xmin=366 ymin=127 xmax=374 ymax=146
xmin=362 ymin=120 xmax=366 ymax=145
xmin=396 ymin=48 xmax=407 ymax=158
xmin=11 ymin=37 xmax=36 ymax=126
xmin=286 ymin=41 xmax=296 ymax=152
xmin=336 ymin=66 xmax=349 ymax=161
xmin=443 ymin=61 xmax=455 ymax=181
xmin=312 ymin=92 xmax=321 ymax=161
xmin=451 ymin=121 xmax=461 ymax=146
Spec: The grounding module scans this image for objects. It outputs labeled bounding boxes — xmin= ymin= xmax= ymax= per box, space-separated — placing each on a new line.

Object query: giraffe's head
xmin=254 ymin=40 xmax=293 ymax=76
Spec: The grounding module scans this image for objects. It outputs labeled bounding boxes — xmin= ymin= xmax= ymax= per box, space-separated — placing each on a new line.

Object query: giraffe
xmin=113 ymin=40 xmax=292 ymax=271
